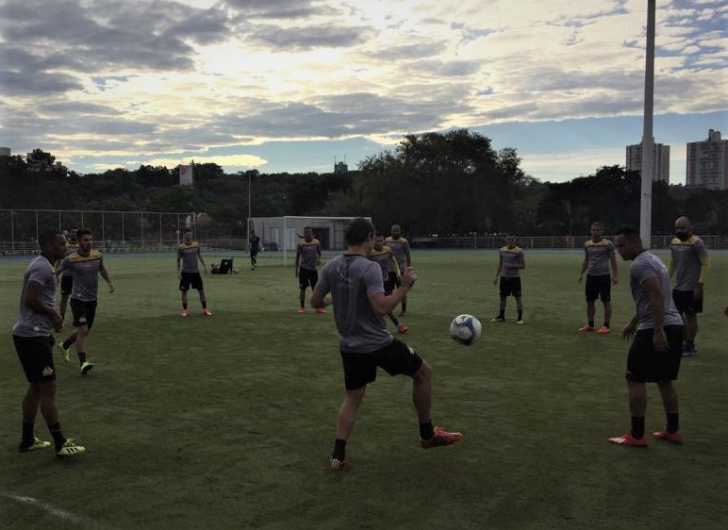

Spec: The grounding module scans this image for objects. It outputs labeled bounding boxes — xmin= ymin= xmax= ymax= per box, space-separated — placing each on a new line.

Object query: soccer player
xmin=57 ymin=226 xmax=79 ymax=320
xmin=295 ymin=226 xmax=324 ymax=314
xmin=609 ymin=225 xmax=684 ymax=447
xmin=311 ymin=217 xmax=462 ymax=471
xmin=669 ymin=216 xmax=709 ymax=357
xmin=55 ymin=229 xmax=115 ymax=374
xmin=491 ymin=234 xmax=526 ymax=324
xmin=177 ymin=228 xmax=211 ymax=317
xmin=13 ymin=230 xmax=85 ymax=456
xmin=249 ymin=229 xmax=261 ymax=270
xmin=369 ymin=233 xmax=408 ymax=334
xmin=577 ymin=222 xmax=618 ymax=334
xmin=385 ymin=224 xmax=411 ymax=316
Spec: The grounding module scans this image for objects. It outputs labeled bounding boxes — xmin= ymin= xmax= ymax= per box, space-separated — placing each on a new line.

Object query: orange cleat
xmin=315 ymin=307 xmax=327 ymax=314
xmin=597 ymin=326 xmax=611 ymax=334
xmin=298 ymin=307 xmax=306 ymax=314
xmin=397 ymin=324 xmax=409 ymax=334
xmin=202 ymin=308 xmax=212 ymax=316
xmin=578 ymin=324 xmax=595 ymax=333
xmin=608 ymin=431 xmax=648 ymax=447
xmin=652 ymin=430 xmax=682 ymax=444
xmin=180 ymin=309 xmax=190 ymax=317
xmin=329 ymin=457 xmax=347 ymax=471
xmin=420 ymin=426 xmax=463 ymax=449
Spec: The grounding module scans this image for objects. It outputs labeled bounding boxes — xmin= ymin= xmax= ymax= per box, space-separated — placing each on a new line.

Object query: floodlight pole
xmin=247 ymin=171 xmax=251 ymax=250
xmin=640 ymin=0 xmax=656 ymax=248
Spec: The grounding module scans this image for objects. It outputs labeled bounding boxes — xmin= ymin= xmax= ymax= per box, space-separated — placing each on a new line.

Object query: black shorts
xmin=672 ymin=289 xmax=703 ymax=315
xmin=14 ymin=335 xmax=56 ymax=383
xmin=626 ymin=326 xmax=684 ymax=383
xmin=585 ymin=274 xmax=611 ymax=303
xmin=384 ymin=272 xmax=398 ymax=295
xmin=71 ymin=299 xmax=97 ymax=329
xmin=180 ymin=271 xmax=204 ymax=292
xmin=499 ymin=277 xmax=522 ymax=298
xmin=60 ymin=274 xmax=73 ymax=296
xmin=340 ymin=338 xmax=424 ymax=391
xmin=299 ymin=268 xmax=318 ymax=290
xmin=250 ymin=250 xmax=259 ymax=257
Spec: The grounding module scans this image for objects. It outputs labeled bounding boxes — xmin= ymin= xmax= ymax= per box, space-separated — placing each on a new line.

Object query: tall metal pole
xmin=247 ymin=172 xmax=252 ymax=250
xmin=640 ymin=0 xmax=656 ymax=248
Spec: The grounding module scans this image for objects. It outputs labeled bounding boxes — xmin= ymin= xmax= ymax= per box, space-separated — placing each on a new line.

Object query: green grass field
xmin=1 ymin=250 xmax=727 ymax=530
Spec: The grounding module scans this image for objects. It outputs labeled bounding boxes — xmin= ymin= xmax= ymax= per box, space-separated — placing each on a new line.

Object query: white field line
xmin=0 ymin=490 xmax=117 ymax=529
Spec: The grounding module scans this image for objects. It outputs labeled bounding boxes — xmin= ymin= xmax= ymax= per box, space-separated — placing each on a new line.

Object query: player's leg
xmin=683 ymin=313 xmax=697 ymax=353
xmin=654 ymin=380 xmax=681 ymax=442
xmin=609 ymin=333 xmax=649 ymax=446
xmin=514 ymin=279 xmax=524 ymax=323
xmin=74 ymin=324 xmax=91 ymax=370
xmin=580 ymin=276 xmax=597 ymax=331
xmin=59 ymin=293 xmax=70 ymax=320
xmin=586 ymin=301 xmax=596 ymax=327
xmin=180 ymin=274 xmax=191 ymax=316
xmin=298 ymin=269 xmax=307 ymax=312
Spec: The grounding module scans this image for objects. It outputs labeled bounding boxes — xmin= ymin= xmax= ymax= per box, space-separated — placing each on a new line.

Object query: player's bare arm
xmin=311 ymin=291 xmax=332 ymax=308
xmin=99 ymin=263 xmax=115 ymax=293
xmin=370 ymin=267 xmax=416 ymax=315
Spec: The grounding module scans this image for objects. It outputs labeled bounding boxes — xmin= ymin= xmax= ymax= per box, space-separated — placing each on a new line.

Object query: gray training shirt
xmin=584 ymin=239 xmax=615 ymax=276
xmin=314 ymin=254 xmax=394 ymax=354
xmin=13 ymin=256 xmax=56 ymax=337
xmin=60 ymin=250 xmax=105 ymax=302
xmin=630 ymin=251 xmax=683 ymax=331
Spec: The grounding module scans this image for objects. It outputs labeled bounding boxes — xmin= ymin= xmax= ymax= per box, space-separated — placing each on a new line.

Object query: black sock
xmin=631 ymin=416 xmax=645 ymax=439
xmin=332 ymin=438 xmax=347 ymax=461
xmin=62 ymin=338 xmax=73 ymax=350
xmin=78 ymin=352 xmax=86 ymax=365
xmin=498 ymin=310 xmax=505 ymax=318
xmin=666 ymin=413 xmax=679 ymax=434
xmin=402 ymin=302 xmax=407 ymax=312
xmin=419 ymin=420 xmax=434 ymax=440
xmin=22 ymin=422 xmax=34 ymax=446
xmin=686 ymin=340 xmax=695 ymax=348
xmin=300 ymin=298 xmax=305 ymax=309
xmin=201 ymin=301 xmax=207 ymax=309
xmin=182 ymin=302 xmax=188 ymax=310
xmin=48 ymin=423 xmax=66 ymax=450
xmin=588 ymin=320 xmax=595 ymax=327
xmin=517 ymin=310 xmax=523 ymax=320
xmin=604 ymin=322 xmax=610 ymax=329
xmin=391 ymin=316 xmax=400 ymax=326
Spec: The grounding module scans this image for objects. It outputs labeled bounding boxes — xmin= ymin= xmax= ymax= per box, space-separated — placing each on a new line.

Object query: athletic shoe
xmin=56 ymin=439 xmax=86 ymax=457
xmin=608 ymin=432 xmax=647 ymax=447
xmin=202 ymin=308 xmax=213 ymax=316
xmin=399 ymin=310 xmax=408 ymax=317
xmin=56 ymin=341 xmax=70 ymax=363
xmin=597 ymin=326 xmax=611 ymax=334
xmin=329 ymin=457 xmax=347 ymax=471
xmin=397 ymin=324 xmax=409 ymax=334
xmin=491 ymin=316 xmax=505 ymax=322
xmin=19 ymin=436 xmax=52 ymax=453
xmin=420 ymin=426 xmax=463 ymax=449
xmin=315 ymin=308 xmax=327 ymax=314
xmin=516 ymin=319 xmax=524 ymax=325
xmin=681 ymin=345 xmax=693 ymax=357
xmin=578 ymin=324 xmax=595 ymax=333
xmin=298 ymin=307 xmax=306 ymax=314
xmin=180 ymin=309 xmax=190 ymax=317
xmin=80 ymin=361 xmax=94 ymax=375
xmin=652 ymin=429 xmax=683 ymax=444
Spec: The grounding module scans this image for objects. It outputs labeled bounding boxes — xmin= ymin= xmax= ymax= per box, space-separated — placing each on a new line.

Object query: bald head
xmin=675 ymin=216 xmax=693 ymax=241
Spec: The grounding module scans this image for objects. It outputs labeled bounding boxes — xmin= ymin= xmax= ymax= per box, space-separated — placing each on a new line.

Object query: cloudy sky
xmin=0 ymin=0 xmax=726 ymax=184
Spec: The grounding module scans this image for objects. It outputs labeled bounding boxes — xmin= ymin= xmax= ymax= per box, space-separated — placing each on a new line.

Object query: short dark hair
xmin=615 ymin=225 xmax=640 ymax=238
xmin=345 ymin=218 xmax=375 ymax=246
xmin=184 ymin=228 xmax=192 ymax=234
xmin=39 ymin=229 xmax=63 ymax=248
xmin=591 ymin=221 xmax=604 ymax=229
xmin=76 ymin=228 xmax=92 ymax=238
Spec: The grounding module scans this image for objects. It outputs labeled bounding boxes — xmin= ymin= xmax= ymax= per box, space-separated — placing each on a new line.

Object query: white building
xmin=686 ymin=129 xmax=728 ymax=190
xmin=625 ymin=142 xmax=670 ymax=183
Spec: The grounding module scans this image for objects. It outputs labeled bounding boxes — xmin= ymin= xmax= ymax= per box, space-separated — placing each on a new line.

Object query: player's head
xmin=183 ymin=228 xmax=193 ymax=242
xmin=506 ymin=234 xmax=517 ymax=248
xmin=675 ymin=216 xmax=692 ymax=241
xmin=614 ymin=225 xmax=642 ymax=261
xmin=76 ymin=229 xmax=93 ymax=252
xmin=345 ymin=218 xmax=375 ymax=248
xmin=374 ymin=232 xmax=384 ymax=251
xmin=303 ymin=226 xmax=313 ymax=241
xmin=39 ymin=229 xmax=66 ymax=261
xmin=390 ymin=224 xmax=401 ymax=238
xmin=590 ymin=222 xmax=604 ymax=241
xmin=68 ymin=226 xmax=78 ymax=241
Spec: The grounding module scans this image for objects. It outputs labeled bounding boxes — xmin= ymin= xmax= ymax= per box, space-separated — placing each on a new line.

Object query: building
xmin=0 ymin=147 xmax=10 ymax=157
xmin=686 ymin=129 xmax=728 ymax=190
xmin=334 ymin=160 xmax=348 ymax=174
xmin=625 ymin=142 xmax=670 ymax=183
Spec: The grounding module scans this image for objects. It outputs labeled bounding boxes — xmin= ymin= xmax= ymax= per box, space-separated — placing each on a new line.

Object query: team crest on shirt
xmin=79 ymin=316 xmax=88 ymax=324
xmin=42 ymin=366 xmax=54 ymax=377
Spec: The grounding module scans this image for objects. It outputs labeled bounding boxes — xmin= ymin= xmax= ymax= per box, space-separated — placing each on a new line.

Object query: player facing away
xmin=14 ymin=230 xmax=85 ymax=456
xmin=369 ymin=233 xmax=408 ymax=334
xmin=177 ymin=228 xmax=211 ymax=317
xmin=55 ymin=229 xmax=115 ymax=375
xmin=311 ymin=217 xmax=462 ymax=471
xmin=295 ymin=226 xmax=324 ymax=314
xmin=249 ymin=229 xmax=261 ymax=270
xmin=669 ymin=216 xmax=710 ymax=357
xmin=385 ymin=224 xmax=411 ymax=316
xmin=609 ymin=225 xmax=684 ymax=447
xmin=577 ymin=222 xmax=618 ymax=334
xmin=492 ymin=234 xmax=526 ymax=324
xmin=57 ymin=226 xmax=79 ymax=321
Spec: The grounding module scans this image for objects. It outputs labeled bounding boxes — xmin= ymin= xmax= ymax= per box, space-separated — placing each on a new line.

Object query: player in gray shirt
xmin=312 ymin=217 xmax=463 ymax=471
xmin=577 ymin=222 xmax=618 ymax=334
xmin=609 ymin=225 xmax=684 ymax=447
xmin=13 ymin=229 xmax=86 ymax=457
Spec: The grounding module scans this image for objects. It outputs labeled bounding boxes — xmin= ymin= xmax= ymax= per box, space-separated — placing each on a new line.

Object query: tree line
xmin=2 ymin=129 xmax=727 ymax=238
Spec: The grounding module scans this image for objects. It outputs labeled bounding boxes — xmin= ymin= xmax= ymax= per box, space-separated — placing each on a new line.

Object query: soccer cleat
xmin=298 ymin=307 xmax=306 ymax=314
xmin=420 ymin=426 xmax=463 ymax=449
xmin=202 ymin=308 xmax=213 ymax=316
xmin=180 ymin=309 xmax=190 ymax=317
xmin=578 ymin=324 xmax=595 ymax=333
xmin=56 ymin=341 xmax=70 ymax=363
xmin=329 ymin=457 xmax=347 ymax=471
xmin=516 ymin=319 xmax=524 ymax=325
xmin=597 ymin=326 xmax=611 ymax=334
xmin=652 ymin=429 xmax=683 ymax=444
xmin=681 ymin=345 xmax=693 ymax=357
xmin=56 ymin=439 xmax=86 ymax=457
xmin=19 ymin=436 xmax=52 ymax=453
xmin=491 ymin=316 xmax=505 ymax=322
xmin=80 ymin=362 xmax=94 ymax=375
xmin=608 ymin=431 xmax=648 ymax=447
xmin=397 ymin=324 xmax=409 ymax=334
xmin=315 ymin=307 xmax=327 ymax=314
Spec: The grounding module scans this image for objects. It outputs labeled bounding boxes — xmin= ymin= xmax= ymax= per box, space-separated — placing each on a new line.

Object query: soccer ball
xmin=232 ymin=267 xmax=239 ymax=274
xmin=449 ymin=314 xmax=482 ymax=346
